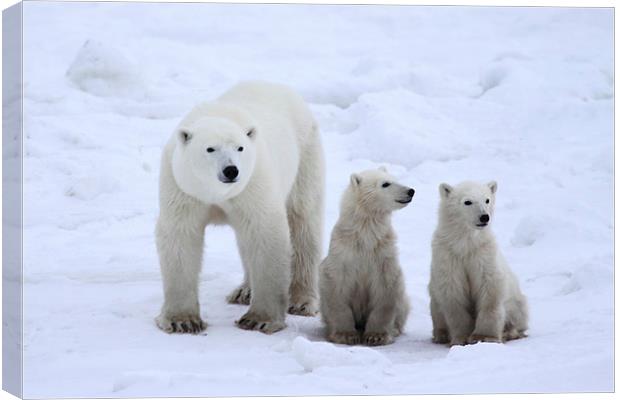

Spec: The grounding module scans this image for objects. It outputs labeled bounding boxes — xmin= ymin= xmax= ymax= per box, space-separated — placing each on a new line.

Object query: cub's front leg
xmin=430 ymin=255 xmax=474 ymax=346
xmin=230 ymin=199 xmax=291 ymax=334
xmin=320 ymin=262 xmax=361 ymax=345
xmin=363 ymin=302 xmax=397 ymax=347
xmin=469 ymin=273 xmax=505 ymax=343
xmin=363 ymin=264 xmax=404 ymax=346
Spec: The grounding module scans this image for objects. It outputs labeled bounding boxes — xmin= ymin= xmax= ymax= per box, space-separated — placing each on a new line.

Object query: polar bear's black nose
xmin=480 ymin=214 xmax=490 ymax=223
xmin=223 ymin=166 xmax=239 ymax=180
xmin=407 ymin=188 xmax=415 ymax=197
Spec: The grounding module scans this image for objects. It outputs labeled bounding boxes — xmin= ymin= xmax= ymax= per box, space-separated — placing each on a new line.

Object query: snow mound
xmin=112 ymin=371 xmax=168 ymax=393
xmin=557 ymin=262 xmax=614 ymax=296
xmin=66 ymin=40 xmax=145 ymax=98
xmin=345 ymin=89 xmax=471 ymax=168
xmin=511 ymin=216 xmax=546 ymax=247
xmin=65 ymin=175 xmax=120 ymax=201
xmin=478 ymin=63 xmax=510 ymax=96
xmin=292 ymin=336 xmax=390 ymax=372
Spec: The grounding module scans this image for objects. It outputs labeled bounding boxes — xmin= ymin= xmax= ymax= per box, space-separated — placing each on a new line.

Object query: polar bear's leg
xmin=322 ymin=290 xmax=360 ymax=345
xmin=393 ymin=296 xmax=410 ymax=337
xmin=226 ymin=253 xmax=252 ymax=305
xmin=155 ymin=213 xmax=207 ymax=334
xmin=363 ymin=300 xmax=397 ymax=346
xmin=469 ymin=286 xmax=505 ymax=343
xmin=286 ymin=129 xmax=324 ymax=316
xmin=504 ymin=293 xmax=529 ymax=340
xmin=231 ymin=203 xmax=291 ymax=334
xmin=440 ymin=297 xmax=475 ymax=346
xmin=430 ymin=296 xmax=449 ymax=344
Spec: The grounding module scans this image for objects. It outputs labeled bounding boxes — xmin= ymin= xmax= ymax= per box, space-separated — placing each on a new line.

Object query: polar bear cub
xmin=428 ymin=181 xmax=528 ymax=346
xmin=320 ymin=167 xmax=413 ymax=346
xmin=155 ymin=81 xmax=324 ymax=335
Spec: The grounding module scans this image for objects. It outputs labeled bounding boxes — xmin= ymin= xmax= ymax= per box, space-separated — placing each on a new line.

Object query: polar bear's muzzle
xmin=475 ymin=213 xmax=490 ymax=228
xmin=219 ymin=165 xmax=239 ymax=183
xmin=396 ymin=188 xmax=415 ymax=205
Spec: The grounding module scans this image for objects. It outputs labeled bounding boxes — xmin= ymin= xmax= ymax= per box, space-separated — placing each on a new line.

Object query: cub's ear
xmin=178 ymin=129 xmax=192 ymax=145
xmin=488 ymin=180 xmax=498 ymax=194
xmin=350 ymin=173 xmax=362 ymax=187
xmin=246 ymin=127 xmax=256 ymax=139
xmin=378 ymin=166 xmax=388 ymax=173
xmin=439 ymin=183 xmax=453 ymax=199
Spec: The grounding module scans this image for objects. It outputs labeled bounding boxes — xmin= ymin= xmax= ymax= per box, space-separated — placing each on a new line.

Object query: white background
xmin=9 ymin=1 xmax=615 ymax=397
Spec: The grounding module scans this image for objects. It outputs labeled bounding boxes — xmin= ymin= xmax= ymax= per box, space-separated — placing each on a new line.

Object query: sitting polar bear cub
xmin=428 ymin=181 xmax=528 ymax=346
xmin=156 ymin=81 xmax=324 ymax=334
xmin=320 ymin=168 xmax=413 ymax=346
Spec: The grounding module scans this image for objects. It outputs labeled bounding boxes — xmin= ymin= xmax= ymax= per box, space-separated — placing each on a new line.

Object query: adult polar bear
xmin=156 ymin=81 xmax=324 ymax=334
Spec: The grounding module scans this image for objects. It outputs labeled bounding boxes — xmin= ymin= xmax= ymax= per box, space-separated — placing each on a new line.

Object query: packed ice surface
xmin=18 ymin=2 xmax=613 ymax=397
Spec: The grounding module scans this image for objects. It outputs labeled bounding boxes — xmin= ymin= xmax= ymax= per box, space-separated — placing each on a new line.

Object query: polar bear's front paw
xmin=363 ymin=332 xmax=394 ymax=346
xmin=450 ymin=336 xmax=470 ymax=346
xmin=288 ymin=296 xmax=319 ymax=316
xmin=235 ymin=311 xmax=286 ymax=334
xmin=156 ymin=314 xmax=206 ymax=334
xmin=328 ymin=331 xmax=361 ymax=345
xmin=468 ymin=333 xmax=502 ymax=344
xmin=504 ymin=328 xmax=527 ymax=341
xmin=432 ymin=330 xmax=450 ymax=344
xmin=227 ymin=284 xmax=252 ymax=305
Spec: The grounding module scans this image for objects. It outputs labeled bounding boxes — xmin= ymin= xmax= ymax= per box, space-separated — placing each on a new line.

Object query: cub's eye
xmin=485 ymin=198 xmax=490 ymax=204
xmin=206 ymin=147 xmax=215 ymax=153
xmin=464 ymin=200 xmax=472 ymax=206
xmin=238 ymin=146 xmax=244 ymax=152
xmin=382 ymin=182 xmax=391 ymax=188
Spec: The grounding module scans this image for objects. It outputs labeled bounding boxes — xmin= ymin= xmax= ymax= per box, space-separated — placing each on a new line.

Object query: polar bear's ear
xmin=439 ymin=183 xmax=452 ymax=199
xmin=378 ymin=166 xmax=388 ymax=173
xmin=488 ymin=180 xmax=498 ymax=194
xmin=350 ymin=173 xmax=362 ymax=187
xmin=246 ymin=127 xmax=256 ymax=139
xmin=178 ymin=129 xmax=192 ymax=145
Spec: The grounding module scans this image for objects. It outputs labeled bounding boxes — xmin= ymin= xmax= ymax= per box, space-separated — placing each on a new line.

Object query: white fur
xmin=428 ymin=180 xmax=528 ymax=346
xmin=319 ymin=168 xmax=413 ymax=346
xmin=156 ymin=81 xmax=325 ymax=334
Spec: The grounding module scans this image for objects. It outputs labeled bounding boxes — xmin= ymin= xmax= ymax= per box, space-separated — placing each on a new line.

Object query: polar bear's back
xmin=218 ymin=81 xmax=316 ymax=144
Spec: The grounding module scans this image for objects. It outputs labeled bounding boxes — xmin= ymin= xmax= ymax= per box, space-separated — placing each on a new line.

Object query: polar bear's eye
xmin=464 ymin=200 xmax=472 ymax=205
xmin=382 ymin=182 xmax=391 ymax=188
xmin=485 ymin=199 xmax=490 ymax=204
xmin=238 ymin=147 xmax=244 ymax=152
xmin=206 ymin=147 xmax=215 ymax=153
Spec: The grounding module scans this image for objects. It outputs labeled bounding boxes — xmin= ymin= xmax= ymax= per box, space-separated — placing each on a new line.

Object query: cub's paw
xmin=468 ymin=333 xmax=502 ymax=344
xmin=504 ymin=328 xmax=528 ymax=341
xmin=363 ymin=332 xmax=394 ymax=347
xmin=450 ymin=336 xmax=471 ymax=346
xmin=328 ymin=331 xmax=361 ymax=345
xmin=156 ymin=314 xmax=206 ymax=334
xmin=288 ymin=296 xmax=319 ymax=316
xmin=227 ymin=284 xmax=251 ymax=305
xmin=432 ymin=330 xmax=450 ymax=345
xmin=235 ymin=311 xmax=286 ymax=334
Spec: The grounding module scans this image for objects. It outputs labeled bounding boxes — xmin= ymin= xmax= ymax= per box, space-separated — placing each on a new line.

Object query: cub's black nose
xmin=480 ymin=214 xmax=490 ymax=223
xmin=223 ymin=165 xmax=239 ymax=180
xmin=407 ymin=188 xmax=415 ymax=197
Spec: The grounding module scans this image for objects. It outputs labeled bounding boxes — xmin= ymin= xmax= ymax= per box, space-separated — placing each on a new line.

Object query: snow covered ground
xmin=19 ymin=2 xmax=613 ymax=397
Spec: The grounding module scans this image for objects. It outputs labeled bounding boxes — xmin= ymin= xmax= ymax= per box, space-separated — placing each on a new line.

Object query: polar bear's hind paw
xmin=328 ymin=331 xmax=361 ymax=345
xmin=288 ymin=298 xmax=319 ymax=316
xmin=227 ymin=284 xmax=252 ymax=305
